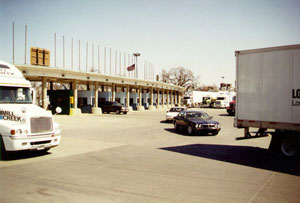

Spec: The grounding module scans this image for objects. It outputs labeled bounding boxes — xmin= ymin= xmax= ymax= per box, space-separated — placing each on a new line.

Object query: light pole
xmin=133 ymin=53 xmax=140 ymax=79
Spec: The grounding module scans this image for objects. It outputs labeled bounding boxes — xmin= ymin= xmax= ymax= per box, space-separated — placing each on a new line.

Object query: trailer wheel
xmin=280 ymin=137 xmax=298 ymax=157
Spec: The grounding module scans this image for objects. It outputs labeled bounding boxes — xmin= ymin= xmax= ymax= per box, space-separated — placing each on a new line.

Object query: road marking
xmin=248 ymin=173 xmax=276 ymax=202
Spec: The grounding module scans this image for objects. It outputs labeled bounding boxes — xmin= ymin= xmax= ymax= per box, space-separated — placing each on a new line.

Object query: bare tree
xmin=162 ymin=67 xmax=200 ymax=91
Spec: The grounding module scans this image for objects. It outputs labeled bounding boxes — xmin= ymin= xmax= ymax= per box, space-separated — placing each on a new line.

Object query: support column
xmin=94 ymin=83 xmax=98 ymax=108
xmin=178 ymin=92 xmax=182 ymax=107
xmin=137 ymin=86 xmax=144 ymax=111
xmin=92 ymin=82 xmax=102 ymax=114
xmin=171 ymin=91 xmax=174 ymax=106
xmin=126 ymin=85 xmax=132 ymax=111
xmin=162 ymin=89 xmax=167 ymax=109
xmin=70 ymin=79 xmax=81 ymax=115
xmin=156 ymin=88 xmax=162 ymax=109
xmin=148 ymin=87 xmax=155 ymax=110
xmin=112 ymin=83 xmax=116 ymax=102
xmin=167 ymin=90 xmax=170 ymax=108
xmin=175 ymin=91 xmax=178 ymax=106
xmin=42 ymin=77 xmax=47 ymax=110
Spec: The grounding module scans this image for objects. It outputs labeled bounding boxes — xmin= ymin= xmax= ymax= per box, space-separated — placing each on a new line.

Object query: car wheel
xmin=212 ymin=132 xmax=219 ymax=136
xmin=187 ymin=126 xmax=193 ymax=135
xmin=123 ymin=112 xmax=127 ymax=114
xmin=116 ymin=110 xmax=121 ymax=114
xmin=174 ymin=122 xmax=179 ymax=131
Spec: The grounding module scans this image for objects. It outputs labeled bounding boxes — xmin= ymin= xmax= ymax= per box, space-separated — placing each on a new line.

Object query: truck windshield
xmin=0 ymin=86 xmax=32 ymax=104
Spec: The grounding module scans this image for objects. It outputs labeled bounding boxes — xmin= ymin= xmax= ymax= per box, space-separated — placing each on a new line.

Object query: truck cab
xmin=226 ymin=96 xmax=236 ymax=116
xmin=0 ymin=60 xmax=61 ymax=158
xmin=215 ymin=91 xmax=236 ymax=109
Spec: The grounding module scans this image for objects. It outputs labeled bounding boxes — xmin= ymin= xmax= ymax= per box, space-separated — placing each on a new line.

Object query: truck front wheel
xmin=0 ymin=136 xmax=8 ymax=160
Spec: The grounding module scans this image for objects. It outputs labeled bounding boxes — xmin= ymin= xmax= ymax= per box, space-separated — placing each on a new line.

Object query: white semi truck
xmin=0 ymin=60 xmax=61 ymax=159
xmin=215 ymin=91 xmax=236 ymax=108
xmin=234 ymin=44 xmax=300 ymax=157
xmin=183 ymin=91 xmax=218 ymax=107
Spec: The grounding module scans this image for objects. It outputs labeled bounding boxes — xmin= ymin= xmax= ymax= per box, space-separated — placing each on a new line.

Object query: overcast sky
xmin=1 ymin=0 xmax=300 ymax=86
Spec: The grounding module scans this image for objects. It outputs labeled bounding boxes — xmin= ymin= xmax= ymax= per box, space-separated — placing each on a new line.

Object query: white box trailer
xmin=234 ymin=44 xmax=300 ymax=157
xmin=184 ymin=91 xmax=218 ymax=107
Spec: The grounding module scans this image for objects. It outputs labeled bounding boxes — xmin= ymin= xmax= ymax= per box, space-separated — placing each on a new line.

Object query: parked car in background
xmin=99 ymin=101 xmax=129 ymax=114
xmin=166 ymin=107 xmax=187 ymax=122
xmin=173 ymin=110 xmax=221 ymax=135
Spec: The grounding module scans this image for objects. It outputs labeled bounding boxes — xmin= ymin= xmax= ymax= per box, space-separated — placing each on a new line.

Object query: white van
xmin=0 ymin=60 xmax=61 ymax=158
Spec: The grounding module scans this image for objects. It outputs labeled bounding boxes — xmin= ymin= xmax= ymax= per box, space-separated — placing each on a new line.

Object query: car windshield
xmin=186 ymin=112 xmax=210 ymax=119
xmin=112 ymin=102 xmax=122 ymax=106
xmin=0 ymin=86 xmax=32 ymax=104
xmin=169 ymin=108 xmax=184 ymax=112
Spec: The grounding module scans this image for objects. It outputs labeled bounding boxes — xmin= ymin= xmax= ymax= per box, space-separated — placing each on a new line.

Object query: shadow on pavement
xmin=218 ymin=114 xmax=233 ymax=117
xmin=1 ymin=150 xmax=51 ymax=161
xmin=160 ymin=120 xmax=172 ymax=124
xmin=160 ymin=144 xmax=300 ymax=176
xmin=164 ymin=128 xmax=213 ymax=137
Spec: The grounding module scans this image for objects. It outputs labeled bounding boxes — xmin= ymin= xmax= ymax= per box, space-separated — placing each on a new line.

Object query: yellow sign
xmin=70 ymin=96 xmax=74 ymax=104
xmin=30 ymin=47 xmax=50 ymax=66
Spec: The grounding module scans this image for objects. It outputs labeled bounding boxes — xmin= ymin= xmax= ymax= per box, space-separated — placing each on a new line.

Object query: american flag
xmin=127 ymin=64 xmax=135 ymax=71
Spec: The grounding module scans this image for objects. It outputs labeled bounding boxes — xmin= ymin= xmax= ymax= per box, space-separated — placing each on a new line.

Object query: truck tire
xmin=116 ymin=110 xmax=120 ymax=114
xmin=270 ymin=132 xmax=299 ymax=158
xmin=269 ymin=133 xmax=282 ymax=152
xmin=1 ymin=136 xmax=7 ymax=160
xmin=280 ymin=136 xmax=298 ymax=157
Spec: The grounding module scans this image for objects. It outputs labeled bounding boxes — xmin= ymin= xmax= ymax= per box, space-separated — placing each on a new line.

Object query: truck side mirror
xmin=55 ymin=107 xmax=62 ymax=114
xmin=30 ymin=87 xmax=36 ymax=105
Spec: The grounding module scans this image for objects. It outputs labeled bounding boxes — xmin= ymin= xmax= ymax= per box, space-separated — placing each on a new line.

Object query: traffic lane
xmin=1 ymin=109 xmax=300 ymax=202
xmin=0 ymin=144 xmax=282 ymax=203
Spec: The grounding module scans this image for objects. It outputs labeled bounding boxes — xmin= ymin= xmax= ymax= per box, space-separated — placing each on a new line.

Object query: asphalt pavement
xmin=1 ymin=108 xmax=300 ymax=202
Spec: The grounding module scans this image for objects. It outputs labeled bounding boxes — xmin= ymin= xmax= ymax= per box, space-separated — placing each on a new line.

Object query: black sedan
xmin=173 ymin=110 xmax=221 ymax=135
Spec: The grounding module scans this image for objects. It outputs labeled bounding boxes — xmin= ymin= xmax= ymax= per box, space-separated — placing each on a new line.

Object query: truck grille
xmin=30 ymin=117 xmax=53 ymax=133
xmin=215 ymin=101 xmax=221 ymax=106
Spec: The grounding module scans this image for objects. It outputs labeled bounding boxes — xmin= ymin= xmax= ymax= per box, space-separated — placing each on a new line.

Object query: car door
xmin=176 ymin=112 xmax=186 ymax=127
xmin=182 ymin=113 xmax=190 ymax=128
xmin=108 ymin=102 xmax=114 ymax=112
xmin=103 ymin=102 xmax=110 ymax=112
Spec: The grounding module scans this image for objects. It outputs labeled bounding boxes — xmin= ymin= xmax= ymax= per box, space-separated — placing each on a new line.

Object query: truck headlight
xmin=11 ymin=129 xmax=27 ymax=135
xmin=217 ymin=124 xmax=221 ymax=128
xmin=16 ymin=129 xmax=23 ymax=134
xmin=197 ymin=124 xmax=202 ymax=128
